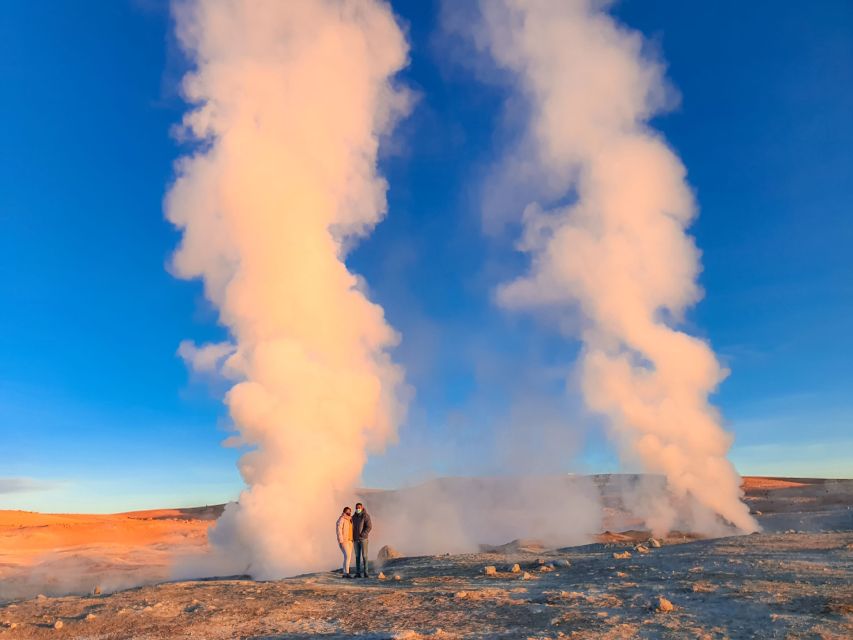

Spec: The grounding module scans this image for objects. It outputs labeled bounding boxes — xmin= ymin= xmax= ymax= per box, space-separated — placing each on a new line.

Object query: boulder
xmin=612 ymin=551 xmax=632 ymax=559
xmin=521 ymin=572 xmax=533 ymax=580
xmin=378 ymin=572 xmax=386 ymax=580
xmin=376 ymin=545 xmax=403 ymax=564
xmin=393 ymin=574 xmax=402 ymax=581
xmin=53 ymin=621 xmax=64 ymax=630
xmin=478 ymin=539 xmax=546 ymax=554
xmin=509 ymin=564 xmax=521 ymax=573
xmin=483 ymin=565 xmax=497 ymax=576
xmin=635 ymin=545 xmax=650 ymax=554
xmin=648 ymin=538 xmax=662 ymax=548
xmin=538 ymin=564 xmax=555 ymax=573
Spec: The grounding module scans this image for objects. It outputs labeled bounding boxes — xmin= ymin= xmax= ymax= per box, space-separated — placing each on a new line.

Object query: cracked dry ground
xmin=2 ymin=531 xmax=851 ymax=639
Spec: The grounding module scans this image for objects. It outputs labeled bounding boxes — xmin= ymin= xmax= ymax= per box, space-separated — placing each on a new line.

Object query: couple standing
xmin=335 ymin=502 xmax=372 ymax=578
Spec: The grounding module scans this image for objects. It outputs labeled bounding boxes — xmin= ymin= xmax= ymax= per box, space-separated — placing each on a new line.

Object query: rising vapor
xmin=480 ymin=0 xmax=758 ymax=534
xmin=166 ymin=0 xmax=410 ymax=577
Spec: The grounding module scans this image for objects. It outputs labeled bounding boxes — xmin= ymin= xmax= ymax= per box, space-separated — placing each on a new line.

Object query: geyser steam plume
xmin=165 ymin=0 xmax=410 ymax=577
xmin=481 ymin=0 xmax=758 ymax=534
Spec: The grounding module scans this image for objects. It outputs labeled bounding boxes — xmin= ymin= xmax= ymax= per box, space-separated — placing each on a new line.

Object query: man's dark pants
xmin=354 ymin=539 xmax=369 ymax=577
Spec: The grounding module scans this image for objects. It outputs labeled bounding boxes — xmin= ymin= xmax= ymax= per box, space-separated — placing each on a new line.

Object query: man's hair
xmin=343 ymin=506 xmax=351 ymax=514
xmin=355 ymin=502 xmax=363 ymax=508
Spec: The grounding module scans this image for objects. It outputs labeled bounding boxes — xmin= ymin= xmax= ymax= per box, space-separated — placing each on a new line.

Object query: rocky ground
xmin=1 ymin=477 xmax=851 ymax=639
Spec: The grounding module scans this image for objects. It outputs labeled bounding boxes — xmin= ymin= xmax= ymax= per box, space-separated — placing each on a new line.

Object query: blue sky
xmin=1 ymin=1 xmax=851 ymax=513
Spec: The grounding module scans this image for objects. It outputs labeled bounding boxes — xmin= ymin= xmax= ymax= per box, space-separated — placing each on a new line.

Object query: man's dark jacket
xmin=352 ymin=510 xmax=372 ymax=541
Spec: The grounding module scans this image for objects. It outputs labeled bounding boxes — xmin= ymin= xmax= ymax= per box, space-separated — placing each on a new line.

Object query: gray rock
xmin=478 ymin=539 xmax=546 ymax=554
xmin=377 ymin=545 xmax=403 ymax=564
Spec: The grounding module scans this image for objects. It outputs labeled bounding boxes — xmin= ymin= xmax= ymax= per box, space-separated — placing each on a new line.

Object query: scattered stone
xmin=378 ymin=572 xmax=386 ymax=580
xmin=37 ymin=594 xmax=47 ymax=601
xmin=612 ymin=551 xmax=632 ymax=559
xmin=648 ymin=538 xmax=661 ymax=548
xmin=483 ymin=565 xmax=497 ymax=576
xmin=93 ymin=586 xmax=102 ymax=596
xmin=750 ymin=510 xmax=763 ymax=516
xmin=394 ymin=574 xmax=402 ymax=581
xmin=85 ymin=613 xmax=96 ymax=621
xmin=537 ymin=558 xmax=546 ymax=565
xmin=615 ymin=571 xmax=628 ymax=578
xmin=635 ymin=545 xmax=650 ymax=554
xmin=657 ymin=596 xmax=674 ymax=613
xmin=510 ymin=563 xmax=521 ymax=573
xmin=596 ymin=611 xmax=609 ymax=618
xmin=377 ymin=545 xmax=403 ymax=564
xmin=554 ymin=558 xmax=571 ymax=568
xmin=521 ymin=572 xmax=533 ymax=580
xmin=538 ymin=564 xmax=555 ymax=573
xmin=54 ymin=620 xmax=64 ymax=630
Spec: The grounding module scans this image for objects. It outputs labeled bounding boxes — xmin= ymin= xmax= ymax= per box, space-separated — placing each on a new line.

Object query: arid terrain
xmin=1 ymin=476 xmax=851 ymax=639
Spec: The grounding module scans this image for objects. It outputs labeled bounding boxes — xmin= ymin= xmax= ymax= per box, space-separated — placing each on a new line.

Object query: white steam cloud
xmin=480 ymin=0 xmax=758 ymax=535
xmin=166 ymin=0 xmax=410 ymax=578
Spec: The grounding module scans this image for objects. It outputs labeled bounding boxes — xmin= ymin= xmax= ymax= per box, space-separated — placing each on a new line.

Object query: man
xmin=335 ymin=506 xmax=354 ymax=578
xmin=351 ymin=502 xmax=372 ymax=578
